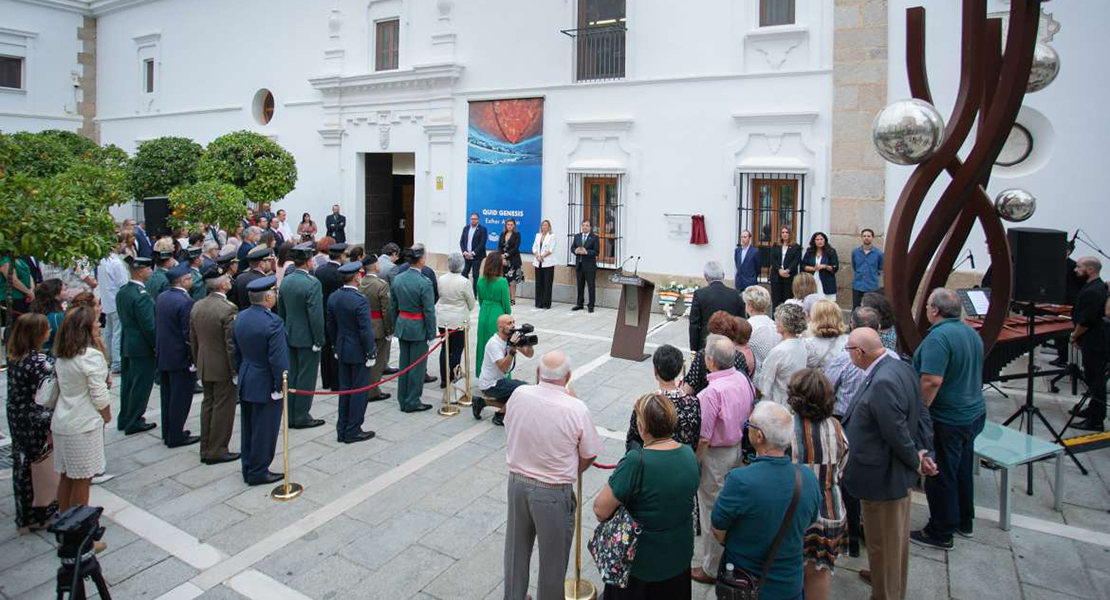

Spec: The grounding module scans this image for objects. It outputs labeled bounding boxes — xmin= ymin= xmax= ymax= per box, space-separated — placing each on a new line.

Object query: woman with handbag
xmin=50 ymin=306 xmax=112 ymax=534
xmin=593 ymin=393 xmax=700 ymax=599
xmin=531 ymin=219 xmax=557 ymax=309
xmin=6 ymin=313 xmax=59 ymax=532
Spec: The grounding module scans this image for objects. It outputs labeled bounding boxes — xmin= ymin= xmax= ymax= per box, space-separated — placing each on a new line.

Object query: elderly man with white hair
xmin=503 ymin=350 xmax=602 ymax=600
xmin=689 ymin=260 xmax=744 ymax=353
xmin=712 ymin=401 xmax=821 ymax=600
xmin=691 ymin=334 xmax=756 ymax=585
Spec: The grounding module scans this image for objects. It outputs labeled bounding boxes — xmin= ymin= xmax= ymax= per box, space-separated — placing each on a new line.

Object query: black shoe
xmin=167 ymin=435 xmax=201 ymax=448
xmin=124 ymin=421 xmax=157 ymax=435
xmin=424 ymin=374 xmax=437 ymax=384
xmin=202 ymin=452 xmax=241 ymax=465
xmin=290 ymin=419 xmax=326 ymax=429
xmin=571 ymin=305 xmax=584 ymax=311
xmin=193 ymin=383 xmax=203 ymax=394
xmin=492 ymin=412 xmax=505 ymax=426
xmin=910 ymin=529 xmax=953 ymax=551
xmin=956 ymin=525 xmax=974 ymax=539
xmin=1071 ymin=418 xmax=1105 ymax=432
xmin=247 ymin=471 xmax=283 ymax=485
xmin=472 ymin=396 xmax=486 ymax=420
xmin=402 ymin=403 xmax=433 ymax=413
xmin=383 ymin=366 xmax=400 ymax=375
xmin=588 ymin=307 xmax=594 ymax=313
xmin=368 ymin=392 xmax=391 ymax=402
xmin=340 ymin=430 xmax=376 ymax=444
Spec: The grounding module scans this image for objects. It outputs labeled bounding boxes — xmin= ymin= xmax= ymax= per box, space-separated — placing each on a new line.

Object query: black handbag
xmin=715 ymin=466 xmax=803 ymax=600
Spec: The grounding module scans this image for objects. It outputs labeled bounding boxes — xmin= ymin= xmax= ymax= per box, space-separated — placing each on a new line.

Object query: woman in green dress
xmin=475 ymin=251 xmax=512 ymax=376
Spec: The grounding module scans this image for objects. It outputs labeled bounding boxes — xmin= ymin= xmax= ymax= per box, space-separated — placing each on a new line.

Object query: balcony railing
xmin=560 ymin=25 xmax=626 ymax=82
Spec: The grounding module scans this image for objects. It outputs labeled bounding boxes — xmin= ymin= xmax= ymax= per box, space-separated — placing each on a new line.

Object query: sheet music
xmin=967 ymin=290 xmax=990 ymax=316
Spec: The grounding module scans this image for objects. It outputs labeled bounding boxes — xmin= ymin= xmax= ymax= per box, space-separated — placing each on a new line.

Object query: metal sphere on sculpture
xmin=1027 ymin=43 xmax=1060 ymax=92
xmin=871 ymin=99 xmax=946 ymax=165
xmin=994 ymin=188 xmax=1037 ymax=222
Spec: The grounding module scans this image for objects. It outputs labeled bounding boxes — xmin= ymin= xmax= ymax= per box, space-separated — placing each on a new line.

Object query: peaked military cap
xmin=167 ymin=262 xmax=193 ymax=282
xmin=328 ymin=242 xmax=349 ymax=257
xmin=338 ymin=261 xmax=363 ymax=275
xmin=247 ymin=245 xmax=274 ymax=261
xmin=410 ymin=246 xmax=425 ymax=260
xmin=185 ymin=246 xmax=202 ymax=259
xmin=126 ymin=255 xmax=153 ymax=269
xmin=291 ymin=242 xmax=315 ymax=259
xmin=201 ymin=263 xmax=227 ymax=280
xmin=215 ymin=252 xmax=237 ymax=266
xmin=247 ymin=275 xmax=277 ymax=292
xmin=361 ymin=254 xmax=378 ymax=267
xmin=154 ymin=249 xmax=176 ymax=262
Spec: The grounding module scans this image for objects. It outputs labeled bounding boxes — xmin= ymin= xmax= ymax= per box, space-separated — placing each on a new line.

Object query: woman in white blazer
xmin=531 ymin=219 xmax=557 ymax=309
xmin=436 ymin=253 xmax=477 ymax=388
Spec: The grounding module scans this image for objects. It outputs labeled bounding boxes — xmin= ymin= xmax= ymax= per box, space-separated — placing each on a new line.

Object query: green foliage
xmin=167 ymin=180 xmax=247 ymax=233
xmin=6 ymin=131 xmax=73 ymax=177
xmin=125 ymin=136 xmax=204 ymax=200
xmin=197 ymin=130 xmax=297 ymax=203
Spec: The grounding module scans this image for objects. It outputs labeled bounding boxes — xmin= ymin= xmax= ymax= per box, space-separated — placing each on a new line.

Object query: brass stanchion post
xmin=438 ymin=329 xmax=460 ymax=416
xmin=271 ymin=371 xmax=303 ymax=501
xmin=456 ymin=320 xmax=473 ymax=407
xmin=564 ymin=471 xmax=597 ymax=600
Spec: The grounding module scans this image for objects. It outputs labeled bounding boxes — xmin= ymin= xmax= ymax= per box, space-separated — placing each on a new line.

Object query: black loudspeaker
xmin=142 ymin=196 xmax=170 ymax=239
xmin=1007 ymin=227 xmax=1066 ymax=304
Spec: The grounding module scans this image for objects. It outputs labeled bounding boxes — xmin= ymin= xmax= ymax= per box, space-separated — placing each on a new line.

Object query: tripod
xmin=55 ymin=534 xmax=111 ymax=600
xmin=1001 ymin=302 xmax=1086 ymax=493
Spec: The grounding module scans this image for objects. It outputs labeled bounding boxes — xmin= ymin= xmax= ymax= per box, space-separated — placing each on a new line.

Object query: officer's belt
xmin=398 ymin=311 xmax=424 ymax=320
xmin=370 ymin=310 xmax=383 ymax=319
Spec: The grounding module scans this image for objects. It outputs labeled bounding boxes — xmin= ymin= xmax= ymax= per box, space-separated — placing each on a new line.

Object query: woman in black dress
xmin=497 ymin=218 xmax=524 ymax=305
xmin=802 ymin=231 xmax=840 ymax=301
xmin=6 ymin=313 xmax=58 ymax=532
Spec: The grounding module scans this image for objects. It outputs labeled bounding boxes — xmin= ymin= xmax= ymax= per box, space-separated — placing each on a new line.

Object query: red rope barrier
xmin=290 ymin=330 xmax=454 ymax=396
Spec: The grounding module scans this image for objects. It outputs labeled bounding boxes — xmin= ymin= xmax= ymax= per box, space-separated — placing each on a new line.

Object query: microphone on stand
xmin=633 ymin=256 xmax=642 ymax=276
xmin=1069 ymin=229 xmax=1079 ymax=252
xmin=968 ymin=249 xmax=976 ymax=270
xmin=617 ymin=256 xmax=634 ymax=274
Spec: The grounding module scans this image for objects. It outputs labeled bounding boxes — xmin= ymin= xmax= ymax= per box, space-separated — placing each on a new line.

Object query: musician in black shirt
xmin=1070 ymin=257 xmax=1109 ymax=431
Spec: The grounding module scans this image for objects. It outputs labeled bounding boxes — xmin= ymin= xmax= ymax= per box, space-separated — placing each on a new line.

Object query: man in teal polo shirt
xmin=910 ymin=287 xmax=985 ymax=550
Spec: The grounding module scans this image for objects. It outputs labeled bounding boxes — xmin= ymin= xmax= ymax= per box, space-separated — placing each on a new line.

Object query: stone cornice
xmin=309 ymin=62 xmax=464 ymax=95
xmin=8 ymin=0 xmax=165 ymax=16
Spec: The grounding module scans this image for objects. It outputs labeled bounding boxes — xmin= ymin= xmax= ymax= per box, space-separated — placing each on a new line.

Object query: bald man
xmin=1071 ymin=257 xmax=1109 ymax=431
xmin=842 ymin=327 xmax=936 ymax=599
xmin=474 ymin=314 xmax=535 ymax=426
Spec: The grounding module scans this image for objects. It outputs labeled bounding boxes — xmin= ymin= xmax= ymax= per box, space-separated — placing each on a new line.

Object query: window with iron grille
xmin=375 ymin=19 xmax=399 ymax=71
xmin=561 ymin=0 xmax=626 ymax=82
xmin=0 ymin=55 xmax=23 ymax=89
xmin=760 ymin=0 xmax=796 ymax=27
xmin=737 ymin=172 xmax=806 ymax=274
xmin=567 ymin=173 xmax=624 ymax=269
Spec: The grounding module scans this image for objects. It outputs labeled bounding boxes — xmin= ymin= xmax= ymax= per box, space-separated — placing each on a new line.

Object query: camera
xmin=507 ymin=323 xmax=539 ymax=347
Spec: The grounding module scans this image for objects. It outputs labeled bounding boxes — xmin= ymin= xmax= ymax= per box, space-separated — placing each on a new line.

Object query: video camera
xmin=507 ymin=323 xmax=539 ymax=348
xmin=49 ymin=505 xmax=105 ymax=560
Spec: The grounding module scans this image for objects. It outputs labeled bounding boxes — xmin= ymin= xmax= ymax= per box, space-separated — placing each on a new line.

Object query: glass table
xmin=974 ymin=420 xmax=1064 ymax=530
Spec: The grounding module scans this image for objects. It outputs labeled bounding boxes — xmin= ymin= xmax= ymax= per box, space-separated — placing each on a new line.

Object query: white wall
xmin=0 ymin=0 xmax=85 ymax=133
xmin=885 ymin=1 xmax=1110 ymax=273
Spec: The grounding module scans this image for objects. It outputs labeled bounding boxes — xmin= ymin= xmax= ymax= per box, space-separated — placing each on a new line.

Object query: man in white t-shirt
xmin=475 ymin=314 xmax=534 ymax=426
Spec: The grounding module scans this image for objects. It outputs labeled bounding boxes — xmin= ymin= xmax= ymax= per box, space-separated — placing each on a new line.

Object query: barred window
xmin=567 ymin=172 xmax=624 ymax=269
xmin=737 ymin=172 xmax=806 ymax=275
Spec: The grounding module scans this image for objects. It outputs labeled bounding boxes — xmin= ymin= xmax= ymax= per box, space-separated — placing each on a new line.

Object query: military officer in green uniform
xmin=146 ymin=247 xmax=176 ymax=304
xmin=117 ymin=255 xmax=159 ymax=435
xmin=186 ymin=246 xmax=207 ymax=302
xmin=216 ymin=251 xmax=238 ymax=279
xmin=390 ymin=247 xmax=436 ymax=413
xmin=276 ymin=242 xmax=326 ymax=428
xmin=358 ymin=254 xmax=393 ymax=402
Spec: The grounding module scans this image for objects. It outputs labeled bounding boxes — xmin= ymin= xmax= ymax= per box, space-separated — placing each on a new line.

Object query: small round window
xmin=996 ymin=123 xmax=1033 ymax=167
xmin=253 ymin=89 xmax=275 ymax=125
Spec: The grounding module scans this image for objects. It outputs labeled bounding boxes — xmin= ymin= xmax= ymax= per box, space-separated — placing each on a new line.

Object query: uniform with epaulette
xmin=145 ymin=249 xmax=175 ymax=305
xmin=186 ymin=246 xmax=207 ymax=302
xmin=390 ymin=248 xmax=436 ymax=413
xmin=316 ymin=242 xmax=347 ymax=391
xmin=189 ymin=263 xmax=240 ymax=464
xmin=276 ymin=243 xmax=326 ymax=428
xmin=233 ymin=245 xmax=272 ymax=310
xmin=155 ymin=262 xmax=200 ymax=447
xmin=116 ymin=256 xmax=159 ymax=435
xmin=326 ymin=261 xmax=377 ymax=443
xmin=358 ymin=254 xmax=393 ymax=402
xmin=233 ymin=275 xmax=289 ymax=485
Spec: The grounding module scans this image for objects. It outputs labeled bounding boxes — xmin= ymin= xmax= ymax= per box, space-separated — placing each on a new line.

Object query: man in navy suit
xmin=459 ymin=212 xmax=488 ymax=295
xmin=237 ymin=226 xmax=261 ymax=264
xmin=233 ymin=245 xmax=273 ymax=310
xmin=317 ymin=242 xmax=347 ymax=391
xmin=733 ymin=229 xmax=761 ymax=300
xmin=155 ymin=263 xmax=200 ymax=447
xmin=135 ymin=222 xmax=154 ymax=258
xmin=233 ymin=275 xmax=289 ymax=486
xmin=327 ymin=261 xmax=377 ymax=443
xmin=570 ymin=220 xmax=600 ymax=312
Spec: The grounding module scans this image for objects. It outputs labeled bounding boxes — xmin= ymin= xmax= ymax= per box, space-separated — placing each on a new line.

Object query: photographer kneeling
xmin=474 ymin=314 xmax=535 ymax=426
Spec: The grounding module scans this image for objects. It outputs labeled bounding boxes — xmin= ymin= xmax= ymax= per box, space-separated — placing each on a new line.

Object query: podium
xmin=609 ymin=273 xmax=655 ymax=361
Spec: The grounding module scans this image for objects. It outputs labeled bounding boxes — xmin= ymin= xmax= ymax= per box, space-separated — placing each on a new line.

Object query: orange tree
xmin=196 ymin=130 xmax=297 ymax=204
xmin=167 ymin=180 xmax=246 ymax=234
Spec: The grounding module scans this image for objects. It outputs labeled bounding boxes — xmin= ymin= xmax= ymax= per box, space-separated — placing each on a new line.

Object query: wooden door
xmin=751 ymin=178 xmax=799 ymax=249
xmin=400 ymin=183 xmax=414 ymax=248
xmin=365 ymin=153 xmax=394 ymax=252
xmin=583 ymin=177 xmax=618 ymax=267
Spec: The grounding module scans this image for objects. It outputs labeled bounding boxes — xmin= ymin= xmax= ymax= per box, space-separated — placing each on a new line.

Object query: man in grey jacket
xmin=842 ymin=327 xmax=936 ymax=600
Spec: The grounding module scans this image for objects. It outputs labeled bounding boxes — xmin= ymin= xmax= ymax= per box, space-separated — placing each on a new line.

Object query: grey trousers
xmin=698 ymin=444 xmax=744 ymax=575
xmin=504 ymin=473 xmax=575 ymax=600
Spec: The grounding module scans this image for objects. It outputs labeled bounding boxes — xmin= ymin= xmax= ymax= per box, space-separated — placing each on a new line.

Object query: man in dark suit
xmin=733 ymin=229 xmax=761 ymax=299
xmin=233 ymin=246 xmax=273 ymax=310
xmin=135 ymin=223 xmax=154 ymax=258
xmin=188 ymin=264 xmax=240 ymax=464
xmin=842 ymin=327 xmax=936 ymax=599
xmin=325 ymin=204 xmax=347 ymax=243
xmin=1070 ymin=257 xmax=1109 ymax=431
xmin=233 ymin=275 xmax=287 ymax=485
xmin=688 ymin=261 xmax=745 ymax=352
xmin=317 ymin=242 xmax=347 ymax=391
xmin=155 ymin=263 xmax=200 ymax=447
xmin=459 ymin=212 xmax=488 ymax=295
xmin=570 ymin=220 xmax=599 ymax=312
xmin=276 ymin=243 xmax=326 ymax=429
xmin=237 ymin=227 xmax=261 ymax=264
xmin=327 ymin=262 xmax=377 ymax=442
xmin=769 ymin=226 xmax=802 ymax=313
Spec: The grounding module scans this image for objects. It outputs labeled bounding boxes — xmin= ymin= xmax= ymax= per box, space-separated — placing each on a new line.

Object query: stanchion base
xmin=438 ymin=405 xmax=461 ymax=417
xmin=455 ymin=394 xmax=472 ymax=407
xmin=564 ymin=579 xmax=597 ymax=600
xmin=271 ymin=482 xmax=304 ymax=501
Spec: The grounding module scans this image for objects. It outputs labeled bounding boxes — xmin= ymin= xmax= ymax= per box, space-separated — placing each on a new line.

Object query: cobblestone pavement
xmin=1 ymin=302 xmax=1108 ymax=599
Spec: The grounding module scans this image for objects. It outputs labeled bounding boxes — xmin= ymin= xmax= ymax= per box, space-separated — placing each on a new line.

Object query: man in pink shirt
xmin=504 ymin=350 xmax=603 ymax=600
xmin=692 ymin=334 xmax=756 ymax=584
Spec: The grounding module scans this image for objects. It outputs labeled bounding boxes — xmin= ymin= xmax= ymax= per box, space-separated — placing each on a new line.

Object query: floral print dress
xmin=6 ymin=351 xmax=58 ymax=528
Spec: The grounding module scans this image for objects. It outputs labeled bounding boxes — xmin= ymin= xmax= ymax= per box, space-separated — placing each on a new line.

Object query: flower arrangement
xmin=658 ymin=281 xmax=698 ymax=320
